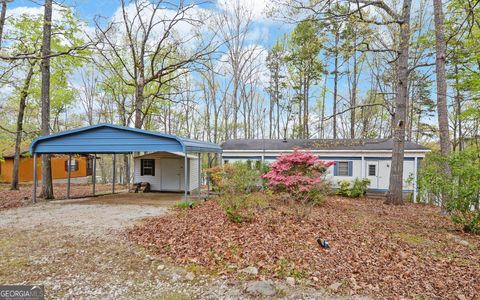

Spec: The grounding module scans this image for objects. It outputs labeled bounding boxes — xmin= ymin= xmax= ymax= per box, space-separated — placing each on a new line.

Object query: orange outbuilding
xmin=0 ymin=151 xmax=92 ymax=183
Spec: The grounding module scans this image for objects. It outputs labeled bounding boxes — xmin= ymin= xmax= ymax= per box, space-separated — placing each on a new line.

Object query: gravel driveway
xmin=0 ymin=202 xmax=167 ymax=237
xmin=0 ymin=200 xmax=346 ymax=299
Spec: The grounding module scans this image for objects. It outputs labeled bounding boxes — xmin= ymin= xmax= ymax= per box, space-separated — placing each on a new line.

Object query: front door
xmin=366 ymin=161 xmax=379 ymax=189
xmin=161 ymin=158 xmax=181 ymax=191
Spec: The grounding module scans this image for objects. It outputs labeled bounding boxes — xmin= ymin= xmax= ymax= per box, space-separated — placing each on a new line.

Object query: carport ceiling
xmin=30 ymin=123 xmax=222 ymax=154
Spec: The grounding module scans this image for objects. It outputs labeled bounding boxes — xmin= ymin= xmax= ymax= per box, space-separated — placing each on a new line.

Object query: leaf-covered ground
xmin=0 ymin=183 xmax=123 ymax=211
xmin=128 ymin=196 xmax=480 ymax=299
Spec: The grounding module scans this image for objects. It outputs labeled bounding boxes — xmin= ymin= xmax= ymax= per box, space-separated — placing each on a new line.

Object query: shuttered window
xmin=141 ymin=159 xmax=155 ymax=176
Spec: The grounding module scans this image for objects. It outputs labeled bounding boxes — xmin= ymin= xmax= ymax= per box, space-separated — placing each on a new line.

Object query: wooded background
xmin=0 ymin=0 xmax=478 ymax=203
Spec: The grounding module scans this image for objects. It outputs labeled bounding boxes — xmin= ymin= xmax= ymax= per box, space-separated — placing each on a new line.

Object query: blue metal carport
xmin=30 ymin=123 xmax=222 ymax=203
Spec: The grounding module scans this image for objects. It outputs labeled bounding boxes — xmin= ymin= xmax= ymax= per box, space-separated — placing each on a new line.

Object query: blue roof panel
xmin=30 ymin=124 xmax=222 ymax=154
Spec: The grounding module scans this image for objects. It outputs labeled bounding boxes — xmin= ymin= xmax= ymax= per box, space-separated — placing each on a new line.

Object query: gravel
xmin=0 ymin=202 xmax=167 ymax=237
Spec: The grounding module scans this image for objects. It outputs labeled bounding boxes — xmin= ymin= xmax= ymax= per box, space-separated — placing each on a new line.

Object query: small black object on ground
xmin=317 ymin=238 xmax=330 ymax=249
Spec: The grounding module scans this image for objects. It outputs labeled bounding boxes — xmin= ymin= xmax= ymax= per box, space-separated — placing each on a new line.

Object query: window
xmin=337 ymin=161 xmax=350 ymax=176
xmin=368 ymin=164 xmax=376 ymax=176
xmin=64 ymin=159 xmax=79 ymax=172
xmin=141 ymin=159 xmax=155 ymax=176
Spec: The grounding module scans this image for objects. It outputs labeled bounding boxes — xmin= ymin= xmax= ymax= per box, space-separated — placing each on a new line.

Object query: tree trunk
xmin=350 ymin=40 xmax=358 ymax=139
xmin=333 ymin=30 xmax=340 ymax=139
xmin=385 ymin=0 xmax=412 ymax=205
xmin=433 ymin=0 xmax=451 ymax=209
xmin=433 ymin=0 xmax=451 ymax=158
xmin=40 ymin=0 xmax=54 ymax=200
xmin=304 ymin=73 xmax=309 ymax=138
xmin=320 ymin=75 xmax=327 ymax=138
xmin=134 ymin=78 xmax=145 ymax=129
xmin=454 ymin=64 xmax=463 ymax=151
xmin=11 ymin=63 xmax=35 ymax=190
xmin=0 ymin=0 xmax=7 ymax=48
xmin=123 ymin=154 xmax=130 ymax=186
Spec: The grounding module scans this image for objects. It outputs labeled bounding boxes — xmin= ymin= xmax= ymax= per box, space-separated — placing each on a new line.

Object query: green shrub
xmin=350 ymin=178 xmax=370 ymax=197
xmin=418 ymin=147 xmax=480 ymax=234
xmin=207 ymin=162 xmax=269 ymax=223
xmin=175 ymin=201 xmax=194 ymax=209
xmin=306 ymin=181 xmax=332 ymax=205
xmin=336 ymin=180 xmax=351 ymax=197
xmin=206 ymin=162 xmax=262 ymax=194
xmin=218 ymin=193 xmax=268 ymax=223
xmin=336 ymin=178 xmax=370 ymax=198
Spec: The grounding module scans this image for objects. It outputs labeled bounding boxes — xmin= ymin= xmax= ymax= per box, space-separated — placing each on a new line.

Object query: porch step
xmin=366 ymin=192 xmax=387 ymax=200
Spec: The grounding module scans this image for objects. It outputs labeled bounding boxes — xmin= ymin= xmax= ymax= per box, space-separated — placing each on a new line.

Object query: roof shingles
xmin=222 ymin=139 xmax=429 ymax=151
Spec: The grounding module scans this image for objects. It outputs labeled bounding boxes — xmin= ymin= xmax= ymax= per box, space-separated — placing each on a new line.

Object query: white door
xmin=161 ymin=158 xmax=182 ymax=191
xmin=366 ymin=161 xmax=379 ymax=189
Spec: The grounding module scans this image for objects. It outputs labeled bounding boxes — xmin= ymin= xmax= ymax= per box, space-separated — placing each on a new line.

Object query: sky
xmin=6 ymin=0 xmax=432 ymax=127
xmin=8 ymin=0 xmax=291 ymax=48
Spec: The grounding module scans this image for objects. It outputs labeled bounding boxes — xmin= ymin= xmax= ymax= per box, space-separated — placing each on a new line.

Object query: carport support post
xmin=198 ymin=153 xmax=201 ymax=201
xmin=92 ymin=155 xmax=96 ymax=196
xmin=32 ymin=154 xmax=37 ymax=203
xmin=67 ymin=154 xmax=72 ymax=199
xmin=112 ymin=154 xmax=116 ymax=194
xmin=184 ymin=151 xmax=188 ymax=203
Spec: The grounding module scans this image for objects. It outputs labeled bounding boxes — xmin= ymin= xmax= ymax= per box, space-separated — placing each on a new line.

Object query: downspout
xmin=413 ymin=156 xmax=418 ymax=203
xmin=184 ymin=147 xmax=188 ymax=203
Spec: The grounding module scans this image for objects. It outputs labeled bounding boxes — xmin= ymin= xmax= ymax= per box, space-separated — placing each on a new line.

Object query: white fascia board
xmin=223 ymin=150 xmax=431 ymax=157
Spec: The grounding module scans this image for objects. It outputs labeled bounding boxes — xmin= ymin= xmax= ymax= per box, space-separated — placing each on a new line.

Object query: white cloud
xmin=107 ymin=1 xmax=212 ymax=52
xmin=217 ymin=0 xmax=271 ymax=22
xmin=7 ymin=4 xmax=70 ymax=22
xmin=6 ymin=4 xmax=94 ymax=42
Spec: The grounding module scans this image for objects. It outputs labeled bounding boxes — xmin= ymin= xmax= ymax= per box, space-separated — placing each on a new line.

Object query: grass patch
xmin=4 ymin=258 xmax=29 ymax=268
xmin=159 ymin=291 xmax=192 ymax=300
xmin=174 ymin=201 xmax=194 ymax=210
xmin=397 ymin=233 xmax=426 ymax=245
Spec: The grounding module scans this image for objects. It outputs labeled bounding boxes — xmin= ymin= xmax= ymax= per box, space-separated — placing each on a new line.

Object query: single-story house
xmin=134 ymin=152 xmax=200 ymax=193
xmin=0 ymin=149 xmax=92 ymax=183
xmin=221 ymin=139 xmax=430 ymax=197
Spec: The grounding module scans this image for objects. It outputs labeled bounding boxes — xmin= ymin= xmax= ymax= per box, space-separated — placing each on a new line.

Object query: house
xmin=0 ymin=149 xmax=92 ymax=183
xmin=133 ymin=152 xmax=200 ymax=193
xmin=221 ymin=139 xmax=430 ymax=197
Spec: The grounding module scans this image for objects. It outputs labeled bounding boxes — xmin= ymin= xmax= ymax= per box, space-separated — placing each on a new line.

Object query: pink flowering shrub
xmin=263 ymin=149 xmax=335 ymax=203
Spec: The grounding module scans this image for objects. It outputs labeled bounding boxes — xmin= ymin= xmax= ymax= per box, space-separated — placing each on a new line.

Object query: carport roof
xmin=30 ymin=123 xmax=222 ymax=154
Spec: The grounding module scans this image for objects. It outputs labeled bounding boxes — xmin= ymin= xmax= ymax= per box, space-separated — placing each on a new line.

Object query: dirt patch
xmin=129 ymin=196 xmax=480 ymax=299
xmin=69 ymin=192 xmax=186 ymax=207
xmin=0 ymin=203 xmax=168 ymax=236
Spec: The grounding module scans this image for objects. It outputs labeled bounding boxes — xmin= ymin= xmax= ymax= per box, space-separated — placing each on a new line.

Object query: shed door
xmin=366 ymin=161 xmax=379 ymax=189
xmin=161 ymin=158 xmax=181 ymax=191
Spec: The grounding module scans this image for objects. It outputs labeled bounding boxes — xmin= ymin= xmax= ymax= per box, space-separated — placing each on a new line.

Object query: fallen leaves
xmin=128 ymin=196 xmax=480 ymax=299
xmin=0 ymin=183 xmax=118 ymax=211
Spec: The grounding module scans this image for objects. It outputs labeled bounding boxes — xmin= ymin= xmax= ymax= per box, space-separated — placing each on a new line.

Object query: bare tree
xmin=10 ymin=61 xmax=36 ymax=190
xmin=92 ymin=0 xmax=217 ymax=129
